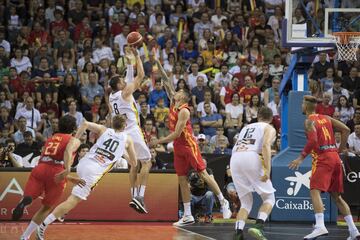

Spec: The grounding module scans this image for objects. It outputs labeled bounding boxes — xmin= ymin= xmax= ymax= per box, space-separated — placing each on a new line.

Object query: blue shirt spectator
xmin=200 ymin=103 xmax=223 ymax=137
xmin=148 ymin=80 xmax=169 ymax=109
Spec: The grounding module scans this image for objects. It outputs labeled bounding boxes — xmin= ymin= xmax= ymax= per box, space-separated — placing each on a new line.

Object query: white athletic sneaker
xmin=221 ymin=199 xmax=232 ymax=219
xmin=347 ymin=229 xmax=360 ymax=240
xmin=36 ymin=225 xmax=45 ymax=240
xmin=173 ymin=215 xmax=195 ymax=227
xmin=304 ymin=226 xmax=328 ymax=239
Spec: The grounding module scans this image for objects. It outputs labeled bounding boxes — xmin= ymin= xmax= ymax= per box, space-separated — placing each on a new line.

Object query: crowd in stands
xmin=0 ymin=0 xmax=359 ymax=170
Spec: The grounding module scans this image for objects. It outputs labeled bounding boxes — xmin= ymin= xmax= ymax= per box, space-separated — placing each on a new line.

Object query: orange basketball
xmin=127 ymin=32 xmax=143 ymax=47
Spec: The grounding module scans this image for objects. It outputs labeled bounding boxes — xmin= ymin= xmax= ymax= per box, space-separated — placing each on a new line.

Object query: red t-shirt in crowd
xmin=239 ymin=86 xmax=261 ymax=104
xmin=315 ymin=103 xmax=335 ymax=117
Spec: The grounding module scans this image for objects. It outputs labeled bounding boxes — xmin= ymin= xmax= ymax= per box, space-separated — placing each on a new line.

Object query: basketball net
xmin=332 ymin=32 xmax=360 ymax=61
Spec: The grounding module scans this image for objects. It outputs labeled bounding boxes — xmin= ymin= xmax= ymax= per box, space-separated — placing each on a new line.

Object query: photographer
xmin=0 ymin=139 xmax=23 ymax=167
xmin=188 ymin=159 xmax=216 ymax=223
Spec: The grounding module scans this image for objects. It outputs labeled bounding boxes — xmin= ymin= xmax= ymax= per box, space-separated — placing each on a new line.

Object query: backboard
xmin=283 ymin=0 xmax=360 ymax=47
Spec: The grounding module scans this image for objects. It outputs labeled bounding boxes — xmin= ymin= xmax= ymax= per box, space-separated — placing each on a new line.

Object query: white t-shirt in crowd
xmin=15 ymin=107 xmax=41 ymax=129
xmin=197 ymin=101 xmax=218 ymax=117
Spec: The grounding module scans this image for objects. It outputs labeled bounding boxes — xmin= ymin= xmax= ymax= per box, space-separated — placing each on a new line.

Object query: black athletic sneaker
xmin=248 ymin=223 xmax=267 ymax=240
xmin=233 ymin=230 xmax=244 ymax=240
xmin=12 ymin=196 xmax=32 ymax=221
xmin=129 ymin=199 xmax=143 ymax=214
xmin=132 ymin=196 xmax=148 ymax=214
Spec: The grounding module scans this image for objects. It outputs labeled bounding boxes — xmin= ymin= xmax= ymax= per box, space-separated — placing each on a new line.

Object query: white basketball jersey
xmin=232 ymin=122 xmax=269 ymax=154
xmin=85 ymin=128 xmax=127 ymax=167
xmin=109 ymin=91 xmax=140 ymax=130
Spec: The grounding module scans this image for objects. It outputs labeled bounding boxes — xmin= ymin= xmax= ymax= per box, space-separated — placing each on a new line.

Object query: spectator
xmin=80 ymin=73 xmax=105 ymax=112
xmin=153 ymin=98 xmax=169 ymax=137
xmin=175 ymin=79 xmax=190 ymax=92
xmin=181 ymin=39 xmax=199 ymax=65
xmin=191 ymin=76 xmax=207 ymax=109
xmin=43 ymin=117 xmax=58 ymax=139
xmin=213 ymin=136 xmax=232 ymax=155
xmin=315 ymin=92 xmax=335 ymax=116
xmin=148 ymin=79 xmax=169 ymax=110
xmin=200 ymin=102 xmax=223 ymax=138
xmin=239 ymin=76 xmax=261 ymax=105
xmin=0 ymin=140 xmax=23 ymax=167
xmin=187 ymin=63 xmax=208 ymax=90
xmin=197 ymin=134 xmax=213 ymax=154
xmin=224 ymin=92 xmax=243 ymax=138
xmin=14 ymin=131 xmax=41 ymax=167
xmin=28 ymin=21 xmax=51 ymax=50
xmin=343 ymin=67 xmax=360 ymax=95
xmin=68 ymin=0 xmax=87 ymax=29
xmin=194 ymin=13 xmax=213 ymax=40
xmin=53 ymin=30 xmax=75 ymax=66
xmin=245 ymin=94 xmax=261 ymax=124
xmin=50 ymin=9 xmax=68 ymax=39
xmin=32 ymin=58 xmax=55 ymax=79
xmin=320 ymin=67 xmax=336 ymax=93
xmin=0 ymin=90 xmax=11 ymax=110
xmin=263 ymin=76 xmax=280 ymax=106
xmin=92 ymin=37 xmax=115 ymax=64
xmin=220 ymin=77 xmax=240 ymax=108
xmin=36 ymin=73 xmax=58 ymax=106
xmin=335 ymin=95 xmax=354 ymax=124
xmin=65 ymin=100 xmax=84 ymax=127
xmin=311 ymin=52 xmax=332 ymax=81
xmin=150 ymin=148 xmax=165 ymax=170
xmin=214 ymin=64 xmax=233 ymax=90
xmin=210 ymin=127 xmax=229 ymax=149
xmin=58 ymin=74 xmax=80 ymax=105
xmin=143 ymin=118 xmax=157 ymax=144
xmin=347 ymin=124 xmax=360 ymax=157
xmin=80 ymin=62 xmax=98 ymax=87
xmin=269 ymin=54 xmax=284 ymax=78
xmin=0 ymin=31 xmax=10 ymax=56
xmin=0 ymin=107 xmax=14 ymax=133
xmin=39 ymin=93 xmax=59 ymax=118
xmin=347 ymin=108 xmax=360 ymax=132
xmin=33 ymin=46 xmax=54 ymax=69
xmin=327 ymin=77 xmax=350 ymax=107
xmin=263 ymin=38 xmax=281 ymax=64
xmin=233 ymin=64 xmax=255 ymax=89
xmin=224 ymin=164 xmax=240 ymax=217
xmin=188 ymin=162 xmax=216 ymax=223
xmin=72 ymin=143 xmax=90 ymax=167
xmin=150 ymin=136 xmax=166 ymax=153
xmin=10 ymin=48 xmax=32 ymax=73
xmin=15 ymin=96 xmax=41 ymax=131
xmin=197 ymin=89 xmax=217 ymax=117
xmin=13 ymin=71 xmax=36 ymax=101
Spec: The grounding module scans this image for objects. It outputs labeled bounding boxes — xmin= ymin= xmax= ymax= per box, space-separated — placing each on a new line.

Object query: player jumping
xmin=289 ymin=95 xmax=360 ymax=240
xmin=108 ymin=47 xmax=151 ymax=214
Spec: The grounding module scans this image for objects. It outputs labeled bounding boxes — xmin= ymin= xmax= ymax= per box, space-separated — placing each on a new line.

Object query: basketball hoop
xmin=332 ymin=32 xmax=360 ymax=61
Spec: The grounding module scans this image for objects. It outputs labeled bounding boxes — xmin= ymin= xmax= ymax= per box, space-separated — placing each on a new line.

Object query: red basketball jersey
xmin=40 ymin=133 xmax=72 ymax=163
xmin=309 ymin=114 xmax=337 ymax=154
xmin=169 ymin=104 xmax=198 ymax=147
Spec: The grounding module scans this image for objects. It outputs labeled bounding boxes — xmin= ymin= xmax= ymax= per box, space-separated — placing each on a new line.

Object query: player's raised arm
xmin=75 ymin=120 xmax=107 ymax=139
xmin=125 ymin=135 xmax=137 ymax=168
xmin=55 ymin=137 xmax=81 ymax=183
xmin=261 ymin=125 xmax=276 ymax=182
xmin=151 ymin=108 xmax=189 ymax=145
xmin=122 ymin=47 xmax=144 ymax=99
xmin=327 ymin=116 xmax=350 ymax=152
xmin=289 ymin=118 xmax=318 ymax=170
xmin=155 ymin=55 xmax=175 ymax=100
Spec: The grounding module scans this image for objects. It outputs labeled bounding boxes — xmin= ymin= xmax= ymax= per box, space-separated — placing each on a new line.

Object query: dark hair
xmin=337 ymin=95 xmax=351 ymax=110
xmin=78 ymin=143 xmax=90 ymax=152
xmin=258 ymin=106 xmax=273 ymax=121
xmin=249 ymin=94 xmax=261 ymax=108
xmin=112 ymin=115 xmax=126 ymax=130
xmin=23 ymin=131 xmax=33 ymax=138
xmin=176 ymin=78 xmax=190 ymax=91
xmin=5 ymin=138 xmax=15 ymax=145
xmin=59 ymin=115 xmax=77 ymax=134
xmin=109 ymin=75 xmax=121 ymax=91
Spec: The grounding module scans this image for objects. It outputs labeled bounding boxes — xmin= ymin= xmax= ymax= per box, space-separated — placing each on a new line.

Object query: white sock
xmin=344 ymin=215 xmax=358 ymax=232
xmin=183 ymin=202 xmax=192 ymax=216
xmin=217 ymin=193 xmax=225 ymax=205
xmin=235 ymin=220 xmax=245 ymax=230
xmin=131 ymin=187 xmax=138 ymax=198
xmin=315 ymin=213 xmax=325 ymax=228
xmin=39 ymin=213 xmax=56 ymax=232
xmin=138 ymin=185 xmax=146 ymax=197
xmin=258 ymin=212 xmax=268 ymax=222
xmin=22 ymin=221 xmax=38 ymax=238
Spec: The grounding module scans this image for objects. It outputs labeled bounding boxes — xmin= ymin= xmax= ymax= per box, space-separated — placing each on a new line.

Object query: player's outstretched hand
xmin=54 ymin=169 xmax=70 ymax=183
xmin=260 ymin=173 xmax=269 ymax=182
xmin=67 ymin=175 xmax=86 ymax=187
xmin=289 ymin=157 xmax=304 ymax=170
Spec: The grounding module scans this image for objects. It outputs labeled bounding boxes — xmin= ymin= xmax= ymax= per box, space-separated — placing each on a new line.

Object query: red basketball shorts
xmin=173 ymin=145 xmax=206 ymax=176
xmin=24 ymin=163 xmax=67 ymax=206
xmin=310 ymin=151 xmax=343 ymax=193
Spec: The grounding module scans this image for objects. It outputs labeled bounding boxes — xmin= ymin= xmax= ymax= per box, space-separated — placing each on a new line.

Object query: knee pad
xmin=261 ymin=192 xmax=275 ymax=207
xmin=239 ymin=193 xmax=253 ymax=213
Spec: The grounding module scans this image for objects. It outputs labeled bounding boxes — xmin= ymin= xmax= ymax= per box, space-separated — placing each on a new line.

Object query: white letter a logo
xmin=0 ymin=178 xmax=24 ymax=201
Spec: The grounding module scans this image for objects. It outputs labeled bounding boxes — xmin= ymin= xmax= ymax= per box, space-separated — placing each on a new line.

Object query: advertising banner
xmin=0 ymin=171 xmax=178 ymax=221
